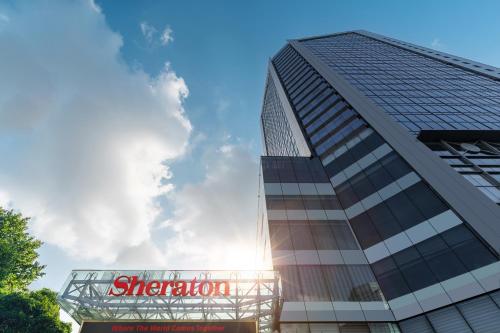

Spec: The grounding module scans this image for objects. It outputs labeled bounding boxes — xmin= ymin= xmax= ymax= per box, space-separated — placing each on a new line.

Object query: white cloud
xmin=161 ymin=26 xmax=174 ymax=46
xmin=431 ymin=38 xmax=446 ymax=50
xmin=0 ymin=1 xmax=191 ymax=263
xmin=140 ymin=21 xmax=173 ymax=47
xmin=162 ymin=142 xmax=264 ymax=269
xmin=0 ymin=0 xmax=264 ymax=277
xmin=140 ymin=21 xmax=157 ymax=43
xmin=88 ymin=0 xmax=101 ymax=13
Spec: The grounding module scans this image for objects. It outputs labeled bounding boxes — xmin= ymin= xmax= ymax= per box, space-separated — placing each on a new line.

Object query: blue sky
xmin=98 ymin=0 xmax=500 ymax=186
xmin=1 ymin=0 xmax=500 ymax=300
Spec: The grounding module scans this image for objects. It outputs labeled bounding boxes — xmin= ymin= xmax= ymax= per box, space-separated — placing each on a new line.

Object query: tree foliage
xmin=0 ymin=207 xmax=70 ymax=332
xmin=0 ymin=207 xmax=45 ymax=293
xmin=0 ymin=288 xmax=71 ymax=333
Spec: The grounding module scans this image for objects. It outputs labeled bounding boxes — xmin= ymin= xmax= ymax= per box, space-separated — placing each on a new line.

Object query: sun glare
xmin=208 ymin=243 xmax=272 ymax=271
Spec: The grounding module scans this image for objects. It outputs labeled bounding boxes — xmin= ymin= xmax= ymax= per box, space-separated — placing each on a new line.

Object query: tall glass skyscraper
xmin=258 ymin=30 xmax=500 ymax=333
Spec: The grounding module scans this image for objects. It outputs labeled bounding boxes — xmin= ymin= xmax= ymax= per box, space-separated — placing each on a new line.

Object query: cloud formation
xmin=140 ymin=21 xmax=174 ymax=46
xmin=140 ymin=21 xmax=157 ymax=43
xmin=431 ymin=38 xmax=446 ymax=50
xmin=0 ymin=0 xmax=263 ymax=274
xmin=161 ymin=26 xmax=174 ymax=46
xmin=162 ymin=143 xmax=261 ymax=269
xmin=0 ymin=1 xmax=191 ymax=263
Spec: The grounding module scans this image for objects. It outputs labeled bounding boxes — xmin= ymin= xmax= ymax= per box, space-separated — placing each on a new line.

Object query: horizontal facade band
xmin=331 ymin=143 xmax=393 ymax=187
xmin=364 ymin=210 xmax=462 ymax=263
xmin=345 ymin=172 xmax=421 ymax=219
xmin=267 ymin=209 xmax=346 ymax=221
xmin=322 ymin=128 xmax=374 ymax=166
xmin=280 ymin=301 xmax=395 ymax=322
xmin=387 ymin=261 xmax=500 ymax=320
xmin=264 ymin=182 xmax=336 ymax=196
xmin=272 ymin=250 xmax=368 ymax=266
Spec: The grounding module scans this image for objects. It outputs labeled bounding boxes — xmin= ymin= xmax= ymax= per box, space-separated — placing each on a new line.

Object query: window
xmin=336 ymin=182 xmax=360 ymax=208
xmin=347 ymin=265 xmax=383 ymax=301
xmin=310 ymin=221 xmax=338 ymax=250
xmin=291 ymin=158 xmax=314 ymax=182
xmin=325 ymin=148 xmax=356 ymax=177
xmin=349 ymin=171 xmax=377 ymax=200
xmin=364 ymin=159 xmax=395 ymax=191
xmin=289 ymin=221 xmax=316 ymax=250
xmin=367 ymin=203 xmax=403 ymax=240
xmin=320 ymin=196 xmax=342 ymax=210
xmin=298 ymin=266 xmax=330 ymax=301
xmin=302 ymin=94 xmax=341 ymax=125
xmin=404 ymin=182 xmax=448 ymax=219
xmin=331 ymin=221 xmax=358 ymax=250
xmin=372 ymin=256 xmax=410 ymax=300
xmin=416 ymin=236 xmax=467 ymax=281
xmin=349 ymin=212 xmax=381 ymax=249
xmin=266 ymin=195 xmax=285 ymax=210
xmin=322 ymin=265 xmax=381 ymax=302
xmin=310 ymin=109 xmax=356 ymax=144
xmin=385 ymin=192 xmax=425 ymax=229
xmin=279 ymin=266 xmax=303 ymax=301
xmin=393 ymin=247 xmax=437 ymax=291
xmin=292 ymin=79 xmax=324 ymax=105
xmin=269 ymin=222 xmax=292 ymax=250
xmin=302 ymin=197 xmax=323 ymax=210
xmin=284 ymin=196 xmax=305 ymax=210
xmin=360 ymin=132 xmax=386 ymax=154
xmin=379 ymin=153 xmax=412 ymax=180
xmin=306 ymin=100 xmax=347 ymax=134
xmin=441 ymin=225 xmax=496 ymax=271
xmin=306 ymin=158 xmax=330 ymax=182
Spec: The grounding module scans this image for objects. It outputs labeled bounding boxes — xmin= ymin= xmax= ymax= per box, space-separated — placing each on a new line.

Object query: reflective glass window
xmin=269 ymin=222 xmax=293 ymax=250
xmin=441 ymin=225 xmax=497 ymax=271
xmin=416 ymin=236 xmax=467 ymax=281
xmin=289 ymin=221 xmax=316 ymax=250
xmin=372 ymin=256 xmax=410 ymax=300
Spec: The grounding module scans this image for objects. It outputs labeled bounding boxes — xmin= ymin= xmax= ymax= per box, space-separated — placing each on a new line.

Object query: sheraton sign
xmin=108 ymin=275 xmax=231 ymax=297
xmin=58 ymin=270 xmax=279 ymax=333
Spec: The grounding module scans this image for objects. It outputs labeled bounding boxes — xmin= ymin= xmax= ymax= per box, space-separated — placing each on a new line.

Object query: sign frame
xmin=78 ymin=319 xmax=259 ymax=333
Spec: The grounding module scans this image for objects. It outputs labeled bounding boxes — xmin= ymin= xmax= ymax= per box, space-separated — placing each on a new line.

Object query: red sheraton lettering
xmin=108 ymin=276 xmax=230 ymax=297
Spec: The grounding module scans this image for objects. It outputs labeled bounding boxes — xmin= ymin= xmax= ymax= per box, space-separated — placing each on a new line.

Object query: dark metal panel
xmin=417 ymin=130 xmax=500 ymax=143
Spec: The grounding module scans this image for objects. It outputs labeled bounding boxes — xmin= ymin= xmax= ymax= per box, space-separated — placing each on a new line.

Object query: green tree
xmin=0 ymin=288 xmax=71 ymax=333
xmin=0 ymin=207 xmax=45 ymax=293
xmin=0 ymin=207 xmax=71 ymax=332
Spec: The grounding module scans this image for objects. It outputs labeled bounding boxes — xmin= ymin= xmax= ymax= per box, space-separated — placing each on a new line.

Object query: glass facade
xmin=300 ymin=33 xmax=500 ymax=135
xmin=260 ymin=31 xmax=500 ymax=333
xmin=261 ymin=73 xmax=301 ymax=156
xmin=262 ymin=156 xmax=385 ymax=303
xmin=261 ymin=156 xmax=394 ymax=330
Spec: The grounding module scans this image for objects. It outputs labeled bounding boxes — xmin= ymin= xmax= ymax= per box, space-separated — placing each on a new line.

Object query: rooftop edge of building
xmin=274 ymin=29 xmax=500 ymax=81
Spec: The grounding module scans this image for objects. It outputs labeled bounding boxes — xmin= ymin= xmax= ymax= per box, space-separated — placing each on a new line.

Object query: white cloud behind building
xmin=0 ymin=0 xmax=263 ymax=280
